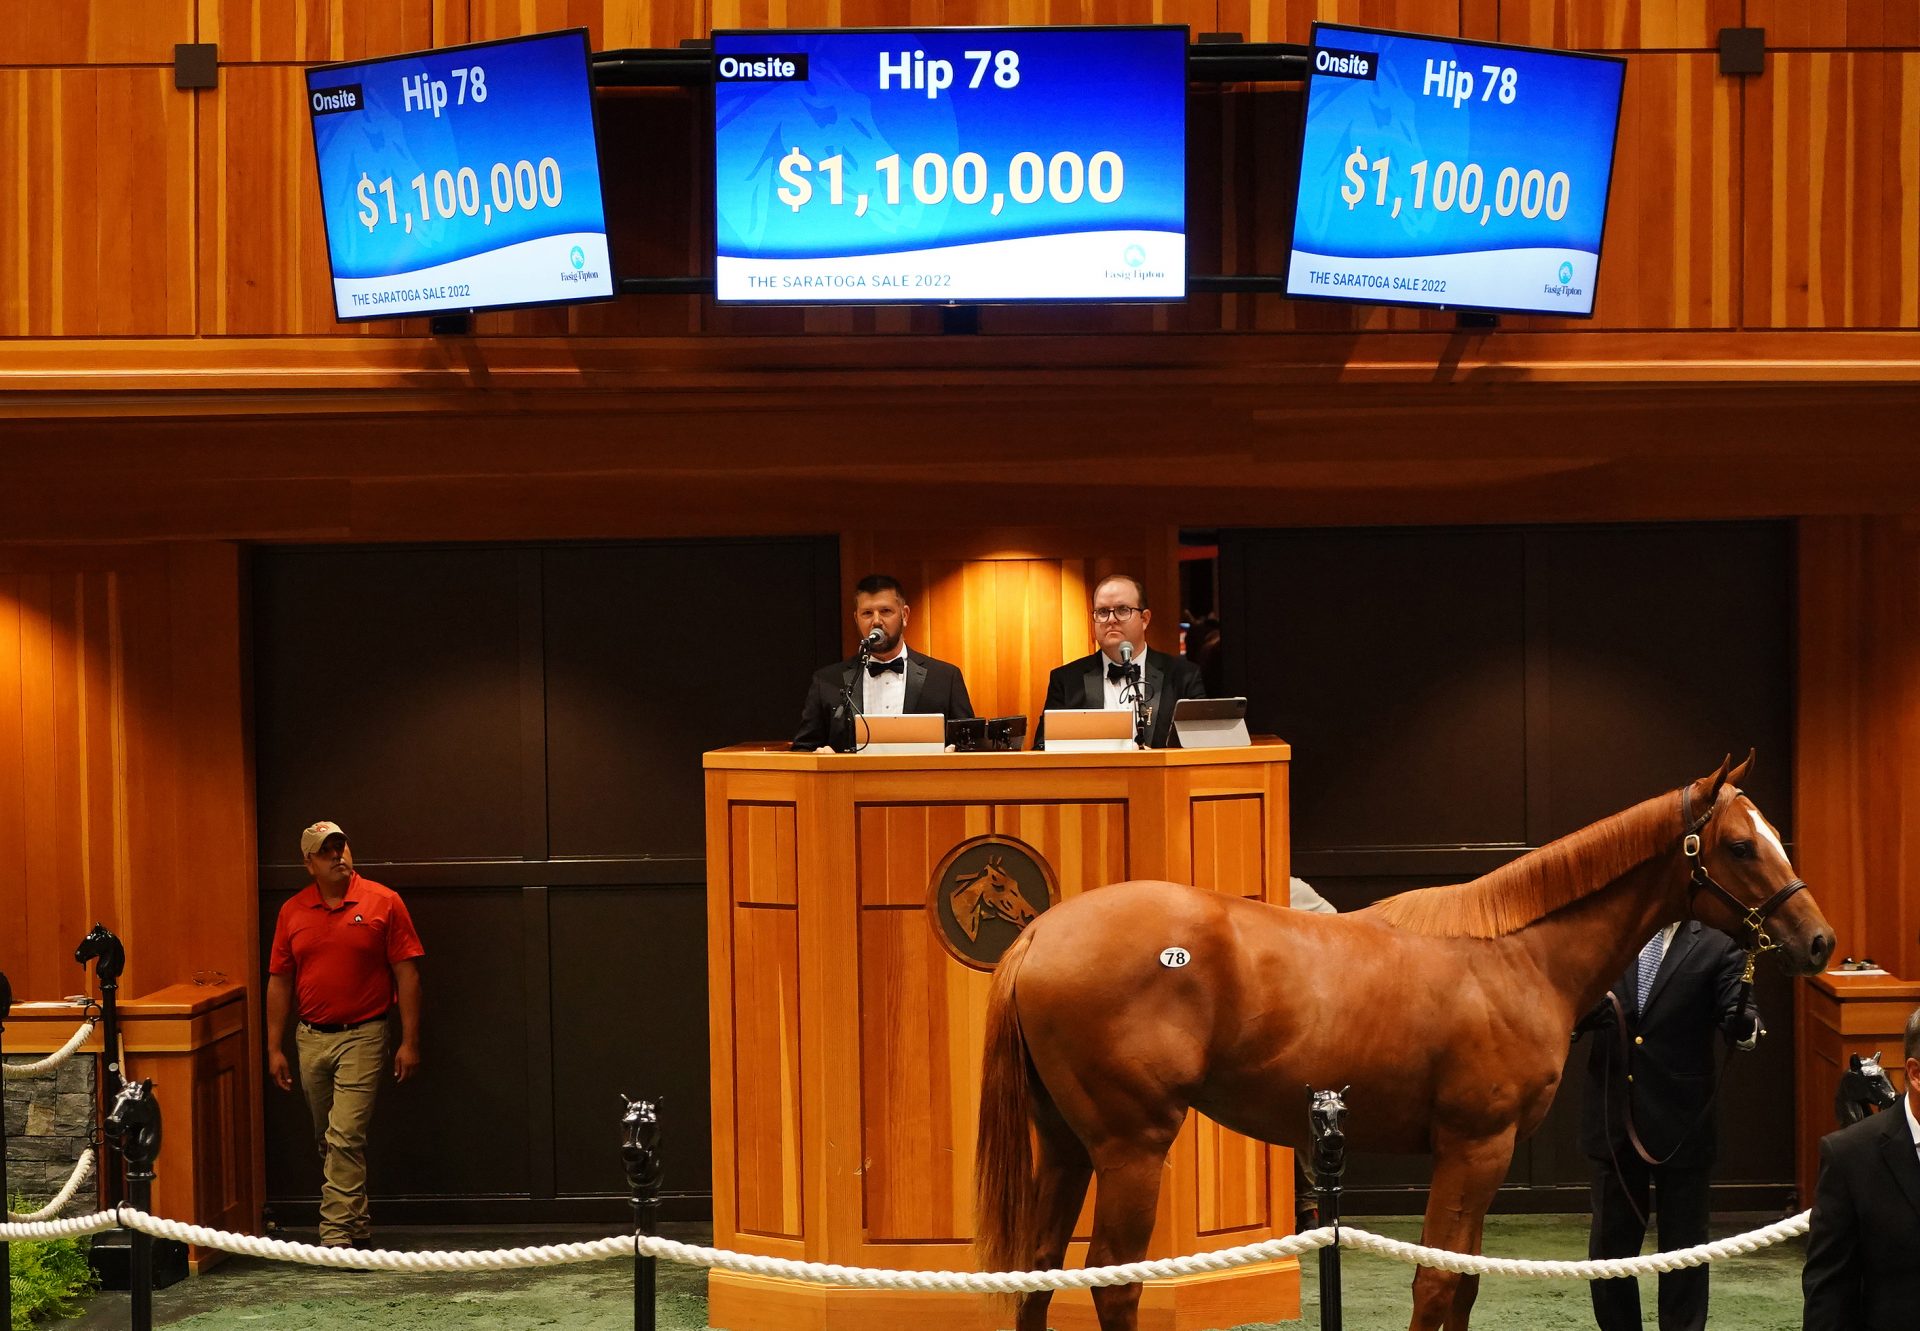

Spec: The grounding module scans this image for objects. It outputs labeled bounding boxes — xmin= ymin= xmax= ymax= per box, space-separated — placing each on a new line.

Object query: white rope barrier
xmin=1 ymin=1018 xmax=97 ymax=1078
xmin=5 ymin=1148 xmax=95 ymax=1223
xmin=0 ymin=1208 xmax=1812 ymax=1290
xmin=1338 ymin=1210 xmax=1811 ymax=1280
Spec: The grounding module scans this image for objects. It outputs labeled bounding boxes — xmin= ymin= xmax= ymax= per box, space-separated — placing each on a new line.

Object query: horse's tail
xmin=974 ymin=926 xmax=1043 ymax=1280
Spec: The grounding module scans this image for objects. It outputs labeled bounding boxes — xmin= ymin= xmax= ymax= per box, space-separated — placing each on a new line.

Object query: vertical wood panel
xmin=732 ymin=904 xmax=804 ymax=1236
xmin=1748 ymin=1 xmax=1920 ymax=48
xmin=198 ymin=0 xmax=437 ymax=63
xmin=469 ymin=0 xmax=708 ymax=47
xmin=0 ymin=0 xmax=195 ymax=64
xmin=856 ymin=803 xmax=984 ymax=906
xmin=731 ymin=802 xmax=800 ymax=904
xmin=1796 ymin=516 xmax=1920 ymax=985
xmin=1745 ymin=53 xmax=1920 ymax=329
xmin=1496 ymin=0 xmax=1737 ymax=50
xmin=1195 ymin=1115 xmax=1269 ymax=1233
xmin=993 ymin=801 xmax=1130 ymax=895
xmin=1191 ymin=795 xmax=1264 ymax=896
xmin=0 ymin=70 xmax=195 ymax=336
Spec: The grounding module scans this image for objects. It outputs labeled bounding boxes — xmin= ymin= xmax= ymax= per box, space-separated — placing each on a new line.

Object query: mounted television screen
xmin=1286 ymin=24 xmax=1625 ymax=317
xmin=306 ymin=29 xmax=613 ymax=321
xmin=712 ymin=26 xmax=1187 ymax=304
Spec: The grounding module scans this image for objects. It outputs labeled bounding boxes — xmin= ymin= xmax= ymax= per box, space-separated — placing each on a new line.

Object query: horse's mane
xmin=1367 ymin=788 xmax=1685 ymax=939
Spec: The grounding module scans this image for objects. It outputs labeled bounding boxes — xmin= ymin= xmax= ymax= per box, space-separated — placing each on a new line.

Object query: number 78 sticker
xmin=1159 ymin=947 xmax=1191 ymax=968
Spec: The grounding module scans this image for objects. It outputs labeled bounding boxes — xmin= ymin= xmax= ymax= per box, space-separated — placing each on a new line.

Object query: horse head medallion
xmin=927 ymin=835 xmax=1057 ymax=970
xmin=1834 ymin=1051 xmax=1900 ymax=1127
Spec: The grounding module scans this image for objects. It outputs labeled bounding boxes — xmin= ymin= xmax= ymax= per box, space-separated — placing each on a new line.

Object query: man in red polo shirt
xmin=266 ymin=821 xmax=425 ymax=1251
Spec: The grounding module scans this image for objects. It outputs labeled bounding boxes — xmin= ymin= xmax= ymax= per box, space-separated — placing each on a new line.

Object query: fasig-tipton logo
xmin=1313 ymin=47 xmax=1377 ymax=80
xmin=1544 ymin=260 xmax=1585 ymax=298
xmin=310 ymin=84 xmax=363 ymax=115
xmin=713 ymin=53 xmax=809 ymax=82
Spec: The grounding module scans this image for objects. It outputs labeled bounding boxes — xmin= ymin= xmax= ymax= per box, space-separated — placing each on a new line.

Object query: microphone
xmin=1118 ymin=640 xmax=1134 ymax=665
xmin=862 ymin=626 xmax=885 ymax=649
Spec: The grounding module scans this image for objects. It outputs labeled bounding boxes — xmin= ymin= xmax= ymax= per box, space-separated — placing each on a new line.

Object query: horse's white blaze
xmin=1748 ymin=806 xmax=1789 ymax=862
xmin=1159 ymin=947 xmax=1191 ymax=968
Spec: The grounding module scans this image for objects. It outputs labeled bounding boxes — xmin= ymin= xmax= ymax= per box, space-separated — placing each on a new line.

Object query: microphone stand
xmin=1128 ymin=664 xmax=1150 ymax=748
xmin=839 ymin=636 xmax=875 ymax=753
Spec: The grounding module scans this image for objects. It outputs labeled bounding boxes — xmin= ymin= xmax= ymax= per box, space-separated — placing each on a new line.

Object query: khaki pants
xmin=295 ymin=1020 xmax=390 ymax=1246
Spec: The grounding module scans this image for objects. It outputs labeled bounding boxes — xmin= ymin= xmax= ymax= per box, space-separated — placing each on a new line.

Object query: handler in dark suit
xmin=1575 ymin=920 xmax=1762 ymax=1331
xmin=792 ymin=573 xmax=973 ymax=751
xmin=1035 ymin=573 xmax=1205 ymax=750
xmin=1802 ymin=1004 xmax=1920 ymax=1331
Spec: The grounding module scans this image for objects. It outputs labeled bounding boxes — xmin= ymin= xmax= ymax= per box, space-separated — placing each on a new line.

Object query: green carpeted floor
xmin=59 ymin=1214 xmax=1808 ymax=1330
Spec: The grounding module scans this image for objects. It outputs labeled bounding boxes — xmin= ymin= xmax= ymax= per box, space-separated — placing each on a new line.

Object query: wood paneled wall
xmin=1797 ymin=515 xmax=1920 ymax=985
xmin=840 ymin=528 xmax=1181 ymax=724
xmin=0 ymin=544 xmax=255 ymax=1001
xmin=2 ymin=1 xmax=1917 ymax=355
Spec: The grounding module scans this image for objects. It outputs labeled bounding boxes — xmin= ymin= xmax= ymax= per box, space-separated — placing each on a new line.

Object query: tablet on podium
xmin=1173 ymin=697 xmax=1251 ymax=749
xmin=853 ymin=713 xmax=948 ymax=755
xmin=1041 ymin=708 xmax=1136 ymax=753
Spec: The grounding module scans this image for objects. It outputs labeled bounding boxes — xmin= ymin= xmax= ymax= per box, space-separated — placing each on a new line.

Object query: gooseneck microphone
xmin=862 ymin=626 xmax=885 ymax=650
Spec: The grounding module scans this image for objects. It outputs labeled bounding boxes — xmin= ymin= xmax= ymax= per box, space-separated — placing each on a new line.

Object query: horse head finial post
xmin=105 ymin=1078 xmax=163 ymax=1331
xmin=76 ymin=923 xmax=125 ymax=983
xmin=1834 ymin=1051 xmax=1901 ymax=1127
xmin=620 ymin=1094 xmax=664 ymax=1331
xmin=1307 ymin=1085 xmax=1350 ymax=1331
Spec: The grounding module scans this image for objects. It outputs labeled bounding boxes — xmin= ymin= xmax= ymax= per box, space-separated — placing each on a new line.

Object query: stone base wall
xmin=3 ymin=1053 xmax=98 ymax=1217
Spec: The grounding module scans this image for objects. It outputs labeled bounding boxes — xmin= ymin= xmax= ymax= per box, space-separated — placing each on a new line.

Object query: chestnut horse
xmin=974 ymin=757 xmax=1834 ymax=1330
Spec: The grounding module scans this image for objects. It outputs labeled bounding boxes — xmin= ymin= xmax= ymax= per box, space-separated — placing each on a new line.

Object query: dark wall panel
xmin=1226 ymin=528 xmax=1529 ymax=852
xmin=543 ymin=540 xmax=839 ymax=858
xmin=253 ymin=537 xmax=839 ymax=1224
xmin=1537 ymin=524 xmax=1794 ymax=838
xmin=253 ymin=548 xmax=531 ymax=863
xmin=547 ymin=885 xmax=711 ymax=1198
xmin=261 ymin=885 xmax=532 ymax=1205
xmin=1220 ymin=520 xmax=1795 ymax=1211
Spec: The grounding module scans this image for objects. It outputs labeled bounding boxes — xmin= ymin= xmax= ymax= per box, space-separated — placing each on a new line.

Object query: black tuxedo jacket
xmin=790 ymin=651 xmax=974 ymax=751
xmin=1576 ymin=921 xmax=1759 ymax=1169
xmin=1803 ymin=1099 xmax=1920 ymax=1331
xmin=1034 ymin=647 xmax=1206 ymax=750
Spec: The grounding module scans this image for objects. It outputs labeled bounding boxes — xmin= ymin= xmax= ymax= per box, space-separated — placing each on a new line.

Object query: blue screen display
xmin=306 ymin=29 xmax=613 ymax=320
xmin=1286 ymin=25 xmax=1625 ymax=317
xmin=712 ymin=27 xmax=1187 ymax=303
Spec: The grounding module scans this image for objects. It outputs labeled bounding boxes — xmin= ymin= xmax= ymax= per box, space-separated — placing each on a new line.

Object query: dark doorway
xmin=252 ymin=538 xmax=839 ymax=1224
xmin=1220 ymin=521 xmax=1795 ymax=1213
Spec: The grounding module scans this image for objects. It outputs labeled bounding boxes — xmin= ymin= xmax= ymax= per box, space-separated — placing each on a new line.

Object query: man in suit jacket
xmin=792 ymin=573 xmax=974 ymax=751
xmin=1803 ymin=1004 xmax=1920 ymax=1331
xmin=1035 ymin=573 xmax=1205 ymax=750
xmin=1575 ymin=920 xmax=1762 ymax=1331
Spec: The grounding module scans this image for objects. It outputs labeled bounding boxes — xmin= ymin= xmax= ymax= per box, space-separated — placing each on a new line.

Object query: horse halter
xmin=1679 ymin=785 xmax=1807 ymax=981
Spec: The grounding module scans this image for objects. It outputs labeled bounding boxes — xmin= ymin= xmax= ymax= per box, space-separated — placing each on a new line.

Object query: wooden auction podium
xmin=703 ymin=741 xmax=1298 ymax=1331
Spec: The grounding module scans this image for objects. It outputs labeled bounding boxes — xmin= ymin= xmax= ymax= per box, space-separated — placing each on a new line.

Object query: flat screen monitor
xmin=712 ymin=26 xmax=1188 ymax=304
xmin=306 ymin=29 xmax=614 ymax=321
xmin=1285 ymin=24 xmax=1626 ymax=318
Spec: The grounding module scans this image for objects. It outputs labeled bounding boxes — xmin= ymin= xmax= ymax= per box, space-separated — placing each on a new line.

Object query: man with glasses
xmin=792 ymin=573 xmax=975 ymax=751
xmin=266 ymin=821 xmax=425 ymax=1254
xmin=1036 ymin=573 xmax=1205 ymax=749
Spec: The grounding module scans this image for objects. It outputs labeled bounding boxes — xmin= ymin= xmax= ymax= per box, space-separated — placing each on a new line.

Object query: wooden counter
xmin=704 ymin=740 xmax=1298 ymax=1331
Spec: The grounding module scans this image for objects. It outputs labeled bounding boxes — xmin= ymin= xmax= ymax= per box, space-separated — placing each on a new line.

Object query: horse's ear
xmin=1726 ymin=749 xmax=1756 ymax=787
xmin=1701 ymin=753 xmax=1733 ymax=801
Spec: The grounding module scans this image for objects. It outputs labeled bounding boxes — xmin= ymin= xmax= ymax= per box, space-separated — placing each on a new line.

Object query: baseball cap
xmin=300 ymin=821 xmax=348 ymax=856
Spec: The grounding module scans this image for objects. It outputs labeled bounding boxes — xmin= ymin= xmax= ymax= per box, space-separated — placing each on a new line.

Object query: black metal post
xmin=75 ymin=925 xmax=126 ymax=1205
xmin=105 ymin=1078 xmax=162 ymax=1331
xmin=2 ymin=968 xmax=14 ymax=1331
xmin=620 ymin=1096 xmax=663 ymax=1331
xmin=1308 ymin=1087 xmax=1349 ymax=1331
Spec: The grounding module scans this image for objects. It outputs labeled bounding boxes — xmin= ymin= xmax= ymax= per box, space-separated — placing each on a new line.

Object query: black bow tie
xmin=1107 ymin=660 xmax=1138 ymax=685
xmin=867 ymin=657 xmax=905 ymax=677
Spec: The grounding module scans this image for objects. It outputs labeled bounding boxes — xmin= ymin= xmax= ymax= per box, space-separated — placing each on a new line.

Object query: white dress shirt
xmin=865 ymin=645 xmax=909 ymax=716
xmin=1101 ymin=649 xmax=1144 ymax=711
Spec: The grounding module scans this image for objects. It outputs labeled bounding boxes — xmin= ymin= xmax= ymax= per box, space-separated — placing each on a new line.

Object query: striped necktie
xmin=1635 ymin=930 xmax=1669 ymax=1013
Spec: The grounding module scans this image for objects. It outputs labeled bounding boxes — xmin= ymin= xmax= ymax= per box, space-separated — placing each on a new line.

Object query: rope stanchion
xmin=5 ymin=1148 xmax=96 ymax=1223
xmin=0 ymin=1017 xmax=98 ymax=1080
